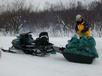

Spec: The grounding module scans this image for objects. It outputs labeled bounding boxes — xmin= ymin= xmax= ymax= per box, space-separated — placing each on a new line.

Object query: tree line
xmin=0 ymin=0 xmax=102 ymax=36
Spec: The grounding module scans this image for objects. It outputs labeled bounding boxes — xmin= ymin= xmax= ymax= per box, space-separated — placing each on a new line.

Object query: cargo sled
xmin=61 ymin=35 xmax=98 ymax=64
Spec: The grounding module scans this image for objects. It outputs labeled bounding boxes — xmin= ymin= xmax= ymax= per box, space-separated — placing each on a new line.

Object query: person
xmin=75 ymin=14 xmax=91 ymax=38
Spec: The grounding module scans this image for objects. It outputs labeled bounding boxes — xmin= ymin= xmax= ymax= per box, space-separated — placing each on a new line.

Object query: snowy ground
xmin=0 ymin=36 xmax=102 ymax=76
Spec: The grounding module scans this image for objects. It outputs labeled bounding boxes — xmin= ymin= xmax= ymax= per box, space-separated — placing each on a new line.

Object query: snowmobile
xmin=2 ymin=32 xmax=56 ymax=56
xmin=59 ymin=35 xmax=99 ymax=64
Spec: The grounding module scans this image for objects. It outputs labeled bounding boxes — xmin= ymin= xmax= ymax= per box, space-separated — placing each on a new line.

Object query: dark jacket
xmin=75 ymin=20 xmax=90 ymax=33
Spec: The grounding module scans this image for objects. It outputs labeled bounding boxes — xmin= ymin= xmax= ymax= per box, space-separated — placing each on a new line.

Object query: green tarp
xmin=64 ymin=35 xmax=98 ymax=58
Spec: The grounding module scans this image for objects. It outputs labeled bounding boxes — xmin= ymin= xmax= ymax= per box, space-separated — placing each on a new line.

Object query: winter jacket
xmin=75 ymin=20 xmax=91 ymax=38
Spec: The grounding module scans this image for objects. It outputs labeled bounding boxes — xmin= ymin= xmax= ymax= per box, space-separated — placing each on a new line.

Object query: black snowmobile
xmin=2 ymin=32 xmax=56 ymax=56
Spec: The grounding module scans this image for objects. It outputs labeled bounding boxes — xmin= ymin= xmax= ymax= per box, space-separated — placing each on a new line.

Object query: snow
xmin=0 ymin=36 xmax=102 ymax=76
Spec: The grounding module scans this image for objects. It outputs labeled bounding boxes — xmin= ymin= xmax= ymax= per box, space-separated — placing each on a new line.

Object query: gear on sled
xmin=8 ymin=32 xmax=56 ymax=56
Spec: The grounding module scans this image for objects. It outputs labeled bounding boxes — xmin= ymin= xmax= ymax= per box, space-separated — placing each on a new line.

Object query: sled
xmin=62 ymin=52 xmax=95 ymax=64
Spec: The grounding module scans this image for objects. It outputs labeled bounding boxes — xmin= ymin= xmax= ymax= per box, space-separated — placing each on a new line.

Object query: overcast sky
xmin=0 ymin=0 xmax=100 ymax=13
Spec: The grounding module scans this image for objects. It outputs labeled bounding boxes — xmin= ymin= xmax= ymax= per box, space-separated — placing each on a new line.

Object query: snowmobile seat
xmin=34 ymin=32 xmax=50 ymax=46
xmin=39 ymin=32 xmax=49 ymax=38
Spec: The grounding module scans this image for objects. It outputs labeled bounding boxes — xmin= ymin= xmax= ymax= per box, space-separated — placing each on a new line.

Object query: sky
xmin=0 ymin=0 xmax=100 ymax=13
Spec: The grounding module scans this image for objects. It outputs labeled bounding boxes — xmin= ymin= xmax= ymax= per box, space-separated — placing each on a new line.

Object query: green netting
xmin=64 ymin=35 xmax=98 ymax=58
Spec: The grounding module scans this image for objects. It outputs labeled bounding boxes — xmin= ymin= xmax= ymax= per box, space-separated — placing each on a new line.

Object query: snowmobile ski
xmin=1 ymin=48 xmax=16 ymax=53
